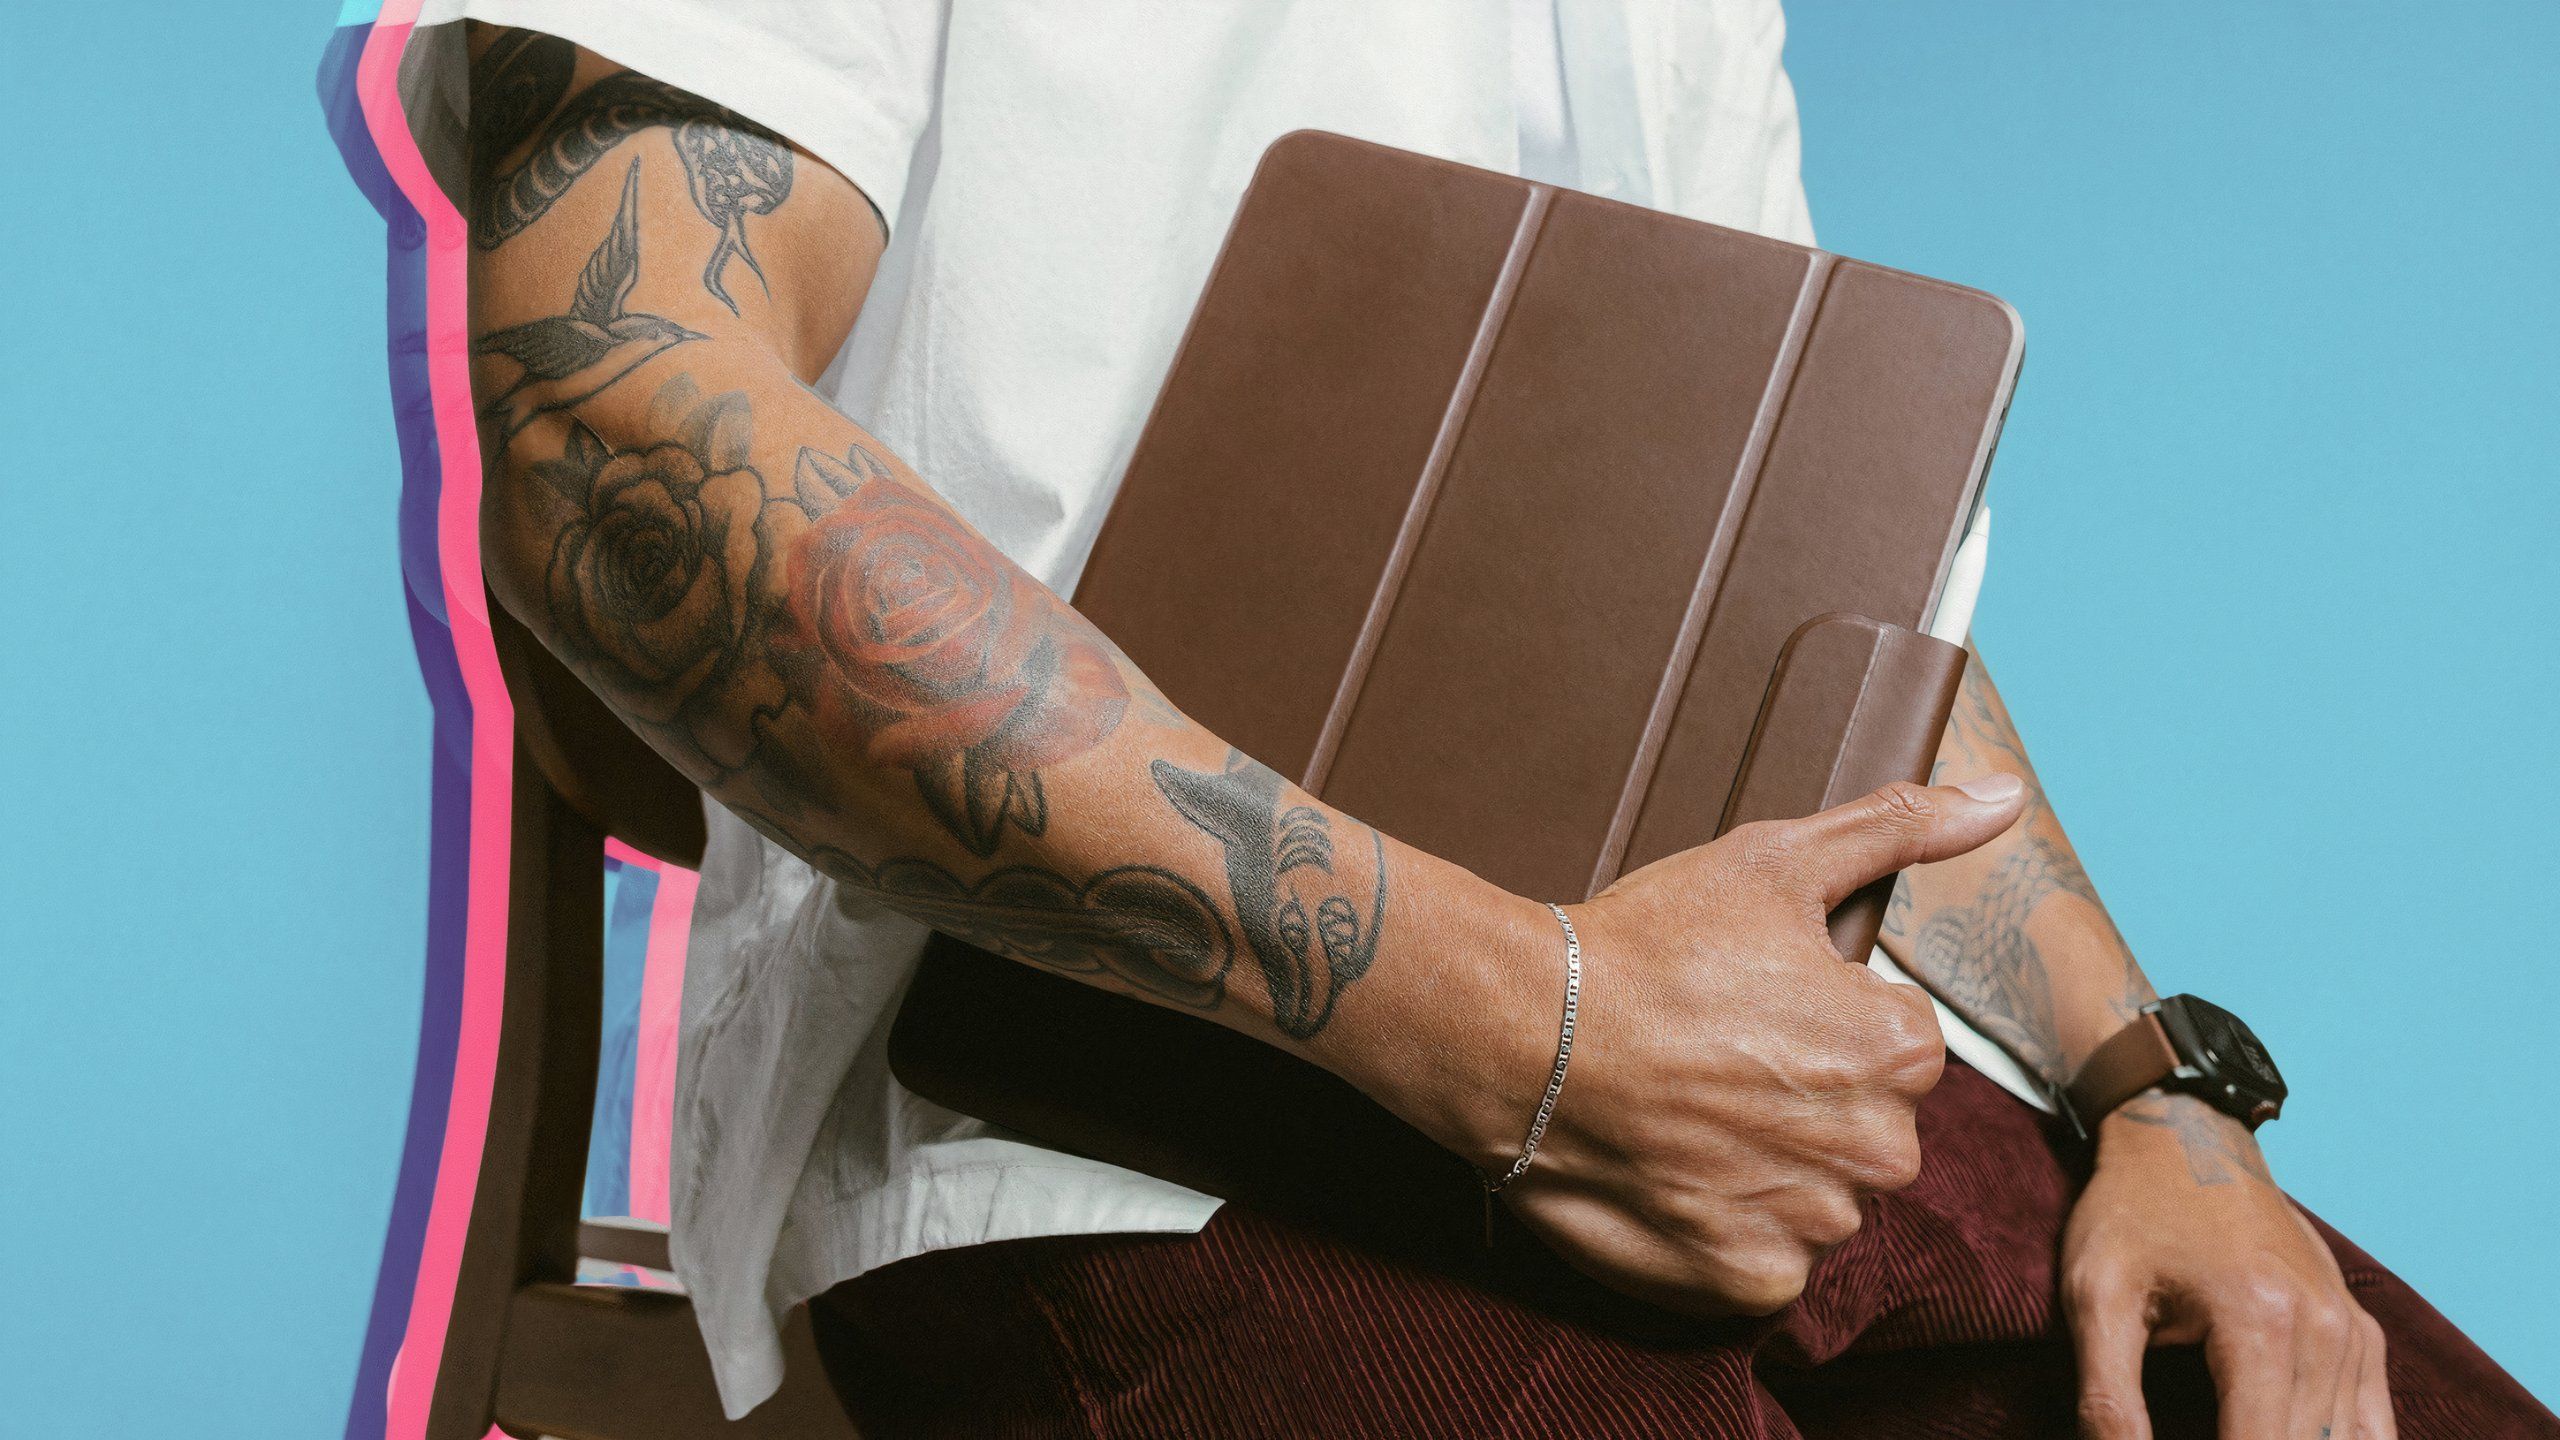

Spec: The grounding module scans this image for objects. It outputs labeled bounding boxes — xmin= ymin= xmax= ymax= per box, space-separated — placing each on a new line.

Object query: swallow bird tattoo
xmin=472 ymin=159 xmax=704 ymax=442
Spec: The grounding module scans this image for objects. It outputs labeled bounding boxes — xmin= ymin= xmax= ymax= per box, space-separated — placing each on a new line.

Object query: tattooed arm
xmin=1887 ymin=654 xmax=2397 ymax=1438
xmin=1879 ymin=651 xmax=2155 ymax=1094
xmin=462 ymin=26 xmax=1516 ymax=1105
xmin=1881 ymin=651 xmax=2290 ymax=1176
xmin=462 ymin=29 xmax=2036 ymax=1319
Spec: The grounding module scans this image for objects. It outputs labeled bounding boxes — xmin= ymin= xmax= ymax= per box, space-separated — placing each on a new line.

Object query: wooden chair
xmin=426 ymin=599 xmax=860 ymax=1439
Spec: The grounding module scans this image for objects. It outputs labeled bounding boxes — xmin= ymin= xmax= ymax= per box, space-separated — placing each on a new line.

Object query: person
xmin=419 ymin=1 xmax=2552 ymax=1434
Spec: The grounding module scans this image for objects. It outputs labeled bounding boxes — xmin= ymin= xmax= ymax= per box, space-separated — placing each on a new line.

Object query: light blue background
xmin=1787 ymin=0 xmax=2557 ymax=1404
xmin=1 ymin=3 xmax=424 ymax=1435
xmin=0 ymin=3 xmax=2546 ymax=1434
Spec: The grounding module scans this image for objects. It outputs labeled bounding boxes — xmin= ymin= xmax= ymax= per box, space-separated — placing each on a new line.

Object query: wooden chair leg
xmin=428 ymin=743 xmax=605 ymax=1440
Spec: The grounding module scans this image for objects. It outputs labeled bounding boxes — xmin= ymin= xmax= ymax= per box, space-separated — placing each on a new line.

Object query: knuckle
xmin=1871 ymin=1128 xmax=1925 ymax=1191
xmin=1810 ymin=1194 xmax=1866 ymax=1248
xmin=1797 ymin=1045 xmax=1865 ymax=1097
xmin=1837 ymin=1111 xmax=1923 ymax=1191
xmin=2062 ymin=1259 xmax=2135 ymax=1313
xmin=1869 ymin=781 xmax=1939 ymax=835
xmin=1735 ymin=823 xmax=1803 ymax=887
xmin=1877 ymin=993 xmax=1947 ymax=1084
xmin=1716 ymin=1250 xmax=1811 ymax=1317
xmin=2075 ymin=1394 xmax=2139 ymax=1439
xmin=2304 ymin=1298 xmax=2352 ymax=1343
xmin=2242 ymin=1278 xmax=2299 ymax=1329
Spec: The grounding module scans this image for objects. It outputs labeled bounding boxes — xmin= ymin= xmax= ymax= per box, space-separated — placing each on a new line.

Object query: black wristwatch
xmin=2058 ymin=994 xmax=2287 ymax=1138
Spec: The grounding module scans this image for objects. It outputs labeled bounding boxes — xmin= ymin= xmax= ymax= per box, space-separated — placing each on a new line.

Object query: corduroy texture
xmin=811 ymin=1063 xmax=2553 ymax=1438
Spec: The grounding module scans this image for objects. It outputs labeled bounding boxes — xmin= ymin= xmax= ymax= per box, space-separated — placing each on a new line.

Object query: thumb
xmin=2070 ymin=1281 xmax=2157 ymax=1440
xmin=1763 ymin=774 xmax=2026 ymax=907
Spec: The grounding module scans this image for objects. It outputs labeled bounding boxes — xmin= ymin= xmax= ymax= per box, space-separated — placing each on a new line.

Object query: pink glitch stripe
xmin=631 ymin=861 xmax=696 ymax=1226
xmin=357 ymin=11 xmax=522 ymax=1440
xmin=599 ymin=835 xmax=698 ymax=1227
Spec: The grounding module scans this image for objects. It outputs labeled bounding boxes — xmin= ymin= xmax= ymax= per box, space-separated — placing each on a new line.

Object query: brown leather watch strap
xmin=2063 ymin=1007 xmax=2181 ymax=1131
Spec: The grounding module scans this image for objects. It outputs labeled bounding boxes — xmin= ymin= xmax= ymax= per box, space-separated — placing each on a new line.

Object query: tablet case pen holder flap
xmin=1719 ymin=612 xmax=1969 ymax=961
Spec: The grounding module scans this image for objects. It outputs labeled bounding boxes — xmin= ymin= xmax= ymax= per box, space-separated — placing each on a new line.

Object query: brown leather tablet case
xmin=888 ymin=132 xmax=2022 ymax=1250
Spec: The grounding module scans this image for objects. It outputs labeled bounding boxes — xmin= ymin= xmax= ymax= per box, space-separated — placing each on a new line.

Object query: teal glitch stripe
xmin=586 ymin=857 xmax=661 ymax=1221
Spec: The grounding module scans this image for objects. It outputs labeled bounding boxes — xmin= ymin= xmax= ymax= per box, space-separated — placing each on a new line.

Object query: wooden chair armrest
xmin=496 ymin=1285 xmax=855 ymax=1439
xmin=577 ymin=1218 xmax=674 ymax=1274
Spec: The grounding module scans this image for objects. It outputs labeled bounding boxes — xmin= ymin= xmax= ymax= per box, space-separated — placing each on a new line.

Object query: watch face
xmin=2160 ymin=994 xmax=2287 ymax=1111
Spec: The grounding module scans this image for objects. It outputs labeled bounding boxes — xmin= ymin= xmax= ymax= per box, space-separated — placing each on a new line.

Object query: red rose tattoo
xmin=773 ymin=446 xmax=1129 ymax=855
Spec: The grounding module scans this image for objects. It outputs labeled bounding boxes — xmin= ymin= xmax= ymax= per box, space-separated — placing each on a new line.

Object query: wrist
xmin=2093 ymin=1086 xmax=2267 ymax=1178
xmin=1317 ymin=866 xmax=1560 ymax=1173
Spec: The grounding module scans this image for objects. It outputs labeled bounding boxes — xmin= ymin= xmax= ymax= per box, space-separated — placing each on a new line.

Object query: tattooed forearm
xmin=2113 ymin=1091 xmax=2273 ymax=1187
xmin=524 ymin=393 xmax=1134 ymax=836
xmin=1903 ymin=835 xmax=2089 ymax=1081
xmin=469 ymin=35 xmax=1406 ymax=1056
xmin=810 ymin=839 xmax=1237 ymax=1011
xmin=767 ymin=445 xmax=1131 ymax=855
xmin=1153 ymin=751 xmax=1389 ymax=1039
xmin=1941 ymin=656 xmax=2036 ymax=791
xmin=521 ymin=397 xmax=1383 ymax=1035
xmin=470 ymin=29 xmax=794 ymax=315
xmin=1885 ymin=652 xmax=2159 ymax=1085
xmin=863 ymin=858 xmax=1234 ymax=1009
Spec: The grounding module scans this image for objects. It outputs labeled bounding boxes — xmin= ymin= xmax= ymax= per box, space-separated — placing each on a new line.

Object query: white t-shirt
xmin=408 ymin=0 xmax=2031 ymax=1416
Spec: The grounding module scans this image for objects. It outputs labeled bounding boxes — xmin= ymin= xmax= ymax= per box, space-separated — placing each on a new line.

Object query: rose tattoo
xmin=542 ymin=433 xmax=766 ymax=770
xmin=770 ymin=446 xmax=1129 ymax=855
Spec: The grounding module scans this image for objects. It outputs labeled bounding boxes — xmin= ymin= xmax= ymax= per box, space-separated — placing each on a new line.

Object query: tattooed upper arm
xmin=462 ymin=23 xmax=876 ymax=384
xmin=456 ymin=26 xmax=1400 ymax=1044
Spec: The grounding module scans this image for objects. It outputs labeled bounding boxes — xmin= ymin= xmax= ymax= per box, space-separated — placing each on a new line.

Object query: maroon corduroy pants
xmin=809 ymin=1062 xmax=2552 ymax=1437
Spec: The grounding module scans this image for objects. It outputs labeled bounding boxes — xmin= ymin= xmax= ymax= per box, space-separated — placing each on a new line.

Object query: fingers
xmin=2068 ymin=1271 xmax=2156 ymax=1440
xmin=2352 ymin=1312 xmax=2397 ymax=1439
xmin=1866 ymin=974 xmax=1948 ymax=1097
xmin=1747 ymin=775 xmax=2027 ymax=907
xmin=2288 ymin=1290 xmax=2360 ymax=1440
xmin=2326 ymin=1320 xmax=2363 ymax=1440
xmin=2205 ymin=1315 xmax=2293 ymax=1440
xmin=2293 ymin=1293 xmax=2356 ymax=1440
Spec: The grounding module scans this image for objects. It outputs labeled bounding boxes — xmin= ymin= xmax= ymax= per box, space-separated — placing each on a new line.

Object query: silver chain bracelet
xmin=1482 ymin=902 xmax=1582 ymax=1233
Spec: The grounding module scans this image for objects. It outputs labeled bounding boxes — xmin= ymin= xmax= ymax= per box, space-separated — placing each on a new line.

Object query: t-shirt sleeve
xmin=1650 ymin=0 xmax=1816 ymax=247
xmin=416 ymin=0 xmax=949 ymax=234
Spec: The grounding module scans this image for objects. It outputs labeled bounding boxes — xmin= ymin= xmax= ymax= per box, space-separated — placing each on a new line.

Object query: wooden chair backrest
xmin=424 ymin=598 xmax=854 ymax=1439
xmin=487 ymin=596 xmax=705 ymax=870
